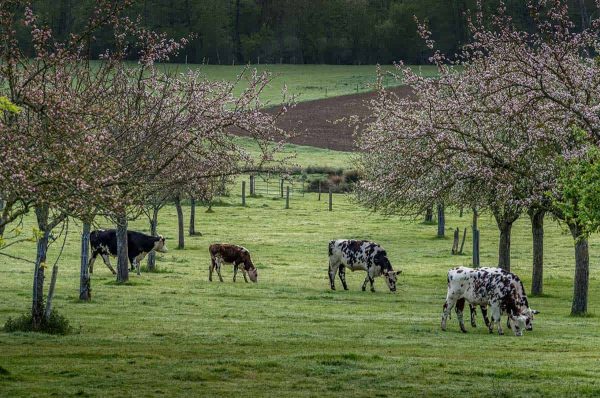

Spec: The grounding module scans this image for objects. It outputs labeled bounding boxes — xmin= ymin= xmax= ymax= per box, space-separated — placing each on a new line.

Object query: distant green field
xmin=156 ymin=63 xmax=439 ymax=104
xmin=235 ymin=136 xmax=353 ymax=169
xmin=2 ymin=160 xmax=600 ymax=396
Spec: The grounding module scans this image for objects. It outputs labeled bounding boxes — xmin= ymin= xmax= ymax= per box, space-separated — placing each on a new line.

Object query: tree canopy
xmin=21 ymin=0 xmax=595 ymax=65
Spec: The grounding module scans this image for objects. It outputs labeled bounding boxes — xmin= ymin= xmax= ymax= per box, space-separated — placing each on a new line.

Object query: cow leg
xmin=101 ymin=254 xmax=117 ymax=275
xmin=215 ymin=258 xmax=224 ymax=282
xmin=209 ymin=256 xmax=216 ymax=282
xmin=328 ymin=261 xmax=338 ymax=290
xmin=481 ymin=305 xmax=491 ymax=328
xmin=490 ymin=303 xmax=503 ymax=335
xmin=441 ymin=297 xmax=457 ymax=331
xmin=233 ymin=264 xmax=238 ymax=282
xmin=88 ymin=251 xmax=98 ymax=274
xmin=338 ymin=266 xmax=348 ymax=290
xmin=456 ymin=298 xmax=467 ymax=333
xmin=368 ymin=275 xmax=375 ymax=292
xmin=242 ymin=268 xmax=249 ymax=283
xmin=469 ymin=304 xmax=477 ymax=327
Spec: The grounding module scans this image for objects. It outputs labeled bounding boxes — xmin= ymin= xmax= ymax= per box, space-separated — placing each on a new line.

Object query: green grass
xmin=155 ymin=63 xmax=439 ymax=105
xmin=235 ymin=136 xmax=353 ymax=169
xmin=2 ymin=154 xmax=600 ymax=396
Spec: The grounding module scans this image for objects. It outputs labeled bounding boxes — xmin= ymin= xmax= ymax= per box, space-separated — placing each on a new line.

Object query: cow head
xmin=383 ymin=270 xmax=402 ymax=292
xmin=245 ymin=265 xmax=258 ymax=282
xmin=508 ymin=313 xmax=528 ymax=336
xmin=521 ymin=308 xmax=539 ymax=331
xmin=154 ymin=235 xmax=168 ymax=253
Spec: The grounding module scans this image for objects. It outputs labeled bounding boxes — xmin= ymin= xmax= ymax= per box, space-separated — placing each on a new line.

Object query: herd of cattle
xmin=88 ymin=229 xmax=538 ymax=336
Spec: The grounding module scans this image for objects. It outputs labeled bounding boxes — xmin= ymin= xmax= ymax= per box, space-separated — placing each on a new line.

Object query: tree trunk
xmin=425 ymin=206 xmax=433 ymax=223
xmin=569 ymin=222 xmax=589 ymax=315
xmin=79 ymin=220 xmax=92 ymax=300
xmin=0 ymin=198 xmax=5 ymax=236
xmin=189 ymin=197 xmax=197 ymax=236
xmin=472 ymin=207 xmax=479 ymax=267
xmin=529 ymin=208 xmax=545 ymax=296
xmin=175 ymin=195 xmax=184 ymax=249
xmin=437 ymin=203 xmax=445 ymax=237
xmin=116 ymin=213 xmax=129 ymax=283
xmin=147 ymin=206 xmax=159 ymax=271
xmin=493 ymin=205 xmax=520 ymax=272
xmin=32 ymin=205 xmax=50 ymax=329
xmin=44 ymin=264 xmax=59 ymax=320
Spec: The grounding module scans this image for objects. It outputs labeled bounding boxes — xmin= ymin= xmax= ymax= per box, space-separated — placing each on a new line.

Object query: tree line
xmin=23 ymin=0 xmax=595 ymax=65
xmin=356 ymin=0 xmax=600 ymax=316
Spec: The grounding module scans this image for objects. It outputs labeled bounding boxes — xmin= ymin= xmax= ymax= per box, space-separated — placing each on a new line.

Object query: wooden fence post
xmin=280 ymin=179 xmax=284 ymax=198
xmin=285 ymin=186 xmax=290 ymax=209
xmin=242 ymin=181 xmax=246 ymax=206
xmin=451 ymin=228 xmax=459 ymax=254
xmin=459 ymin=228 xmax=467 ymax=254
xmin=249 ymin=175 xmax=254 ymax=196
xmin=328 ymin=188 xmax=332 ymax=211
xmin=318 ymin=181 xmax=321 ymax=201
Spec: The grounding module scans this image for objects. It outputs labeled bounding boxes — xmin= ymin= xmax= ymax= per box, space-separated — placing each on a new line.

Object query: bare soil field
xmin=265 ymin=85 xmax=413 ymax=152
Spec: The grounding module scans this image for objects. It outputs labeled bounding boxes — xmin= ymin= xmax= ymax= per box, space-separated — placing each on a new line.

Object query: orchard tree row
xmin=0 ymin=0 xmax=288 ymax=331
xmin=357 ymin=0 xmax=600 ymax=316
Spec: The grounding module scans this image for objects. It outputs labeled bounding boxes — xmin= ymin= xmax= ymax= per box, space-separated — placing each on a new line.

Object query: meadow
xmin=155 ymin=63 xmax=441 ymax=105
xmin=1 ymin=144 xmax=600 ymax=396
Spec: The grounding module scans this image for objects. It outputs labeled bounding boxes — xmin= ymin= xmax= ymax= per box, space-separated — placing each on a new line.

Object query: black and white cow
xmin=88 ymin=229 xmax=168 ymax=275
xmin=328 ymin=239 xmax=401 ymax=292
xmin=468 ymin=268 xmax=539 ymax=331
xmin=441 ymin=266 xmax=537 ymax=336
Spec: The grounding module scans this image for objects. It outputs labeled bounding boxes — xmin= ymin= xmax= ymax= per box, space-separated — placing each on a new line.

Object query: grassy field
xmin=155 ymin=63 xmax=440 ymax=105
xmin=1 ymin=168 xmax=600 ymax=396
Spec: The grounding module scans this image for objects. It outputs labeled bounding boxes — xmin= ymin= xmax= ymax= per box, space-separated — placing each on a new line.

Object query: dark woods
xmin=21 ymin=0 xmax=594 ymax=65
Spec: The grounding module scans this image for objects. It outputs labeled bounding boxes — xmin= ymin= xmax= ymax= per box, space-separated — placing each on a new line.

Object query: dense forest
xmin=23 ymin=0 xmax=595 ymax=64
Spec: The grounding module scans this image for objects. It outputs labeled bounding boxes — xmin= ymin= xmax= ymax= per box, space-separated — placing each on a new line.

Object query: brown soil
xmin=265 ymin=85 xmax=413 ymax=152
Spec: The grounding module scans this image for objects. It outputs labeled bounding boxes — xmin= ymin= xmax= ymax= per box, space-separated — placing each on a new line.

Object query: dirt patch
xmin=265 ymin=85 xmax=413 ymax=152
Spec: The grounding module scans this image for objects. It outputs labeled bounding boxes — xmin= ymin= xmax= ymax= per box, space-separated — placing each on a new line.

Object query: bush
xmin=305 ymin=169 xmax=362 ymax=193
xmin=4 ymin=310 xmax=72 ymax=335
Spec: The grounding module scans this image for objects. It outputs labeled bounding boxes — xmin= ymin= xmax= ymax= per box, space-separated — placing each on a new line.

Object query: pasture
xmin=2 ymin=165 xmax=600 ymax=397
xmin=156 ymin=63 xmax=440 ymax=104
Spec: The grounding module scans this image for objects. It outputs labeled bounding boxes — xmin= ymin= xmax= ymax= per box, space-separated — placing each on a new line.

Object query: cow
xmin=209 ymin=243 xmax=258 ymax=283
xmin=88 ymin=229 xmax=168 ymax=276
xmin=328 ymin=239 xmax=401 ymax=292
xmin=468 ymin=268 xmax=539 ymax=331
xmin=441 ymin=266 xmax=538 ymax=336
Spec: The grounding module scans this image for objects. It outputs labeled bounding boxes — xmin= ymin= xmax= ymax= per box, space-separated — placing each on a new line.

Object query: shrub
xmin=4 ymin=310 xmax=72 ymax=335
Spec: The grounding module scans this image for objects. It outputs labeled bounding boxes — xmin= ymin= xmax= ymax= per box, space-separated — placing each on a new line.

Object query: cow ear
xmin=395 ymin=270 xmax=402 ymax=275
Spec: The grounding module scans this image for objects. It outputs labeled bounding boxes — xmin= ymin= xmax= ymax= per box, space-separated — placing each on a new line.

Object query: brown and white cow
xmin=328 ymin=239 xmax=401 ymax=292
xmin=441 ymin=266 xmax=537 ymax=336
xmin=209 ymin=243 xmax=258 ymax=283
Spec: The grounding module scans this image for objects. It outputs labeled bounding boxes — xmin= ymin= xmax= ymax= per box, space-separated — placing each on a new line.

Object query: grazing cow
xmin=441 ymin=266 xmax=538 ymax=336
xmin=209 ymin=243 xmax=258 ymax=283
xmin=468 ymin=268 xmax=539 ymax=331
xmin=328 ymin=239 xmax=401 ymax=292
xmin=88 ymin=229 xmax=168 ymax=275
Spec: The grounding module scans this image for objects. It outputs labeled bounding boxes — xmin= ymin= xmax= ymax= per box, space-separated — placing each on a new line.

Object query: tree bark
xmin=116 ymin=213 xmax=129 ymax=283
xmin=147 ymin=206 xmax=159 ymax=271
xmin=44 ymin=264 xmax=59 ymax=320
xmin=175 ymin=195 xmax=184 ymax=249
xmin=569 ymin=222 xmax=589 ymax=315
xmin=189 ymin=197 xmax=197 ymax=236
xmin=425 ymin=205 xmax=433 ymax=222
xmin=32 ymin=205 xmax=50 ymax=329
xmin=79 ymin=220 xmax=92 ymax=300
xmin=437 ymin=203 xmax=445 ymax=237
xmin=493 ymin=205 xmax=520 ymax=272
xmin=529 ymin=208 xmax=545 ymax=296
xmin=0 ymin=198 xmax=5 ymax=236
